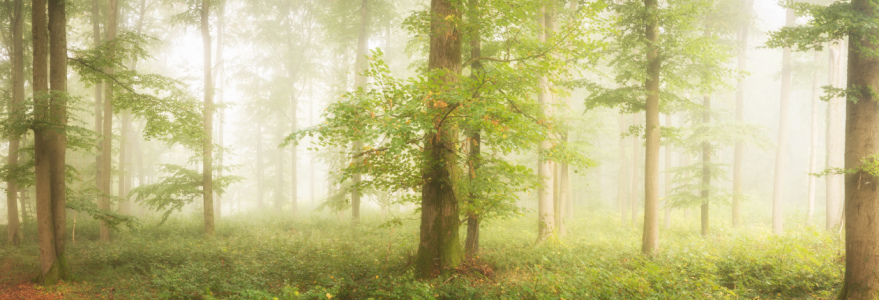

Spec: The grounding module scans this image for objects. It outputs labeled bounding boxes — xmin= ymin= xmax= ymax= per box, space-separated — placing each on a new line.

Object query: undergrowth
xmin=0 ymin=210 xmax=843 ymax=299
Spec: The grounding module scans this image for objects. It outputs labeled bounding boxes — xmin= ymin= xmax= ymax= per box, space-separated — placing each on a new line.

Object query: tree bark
xmin=827 ymin=41 xmax=845 ymax=230
xmin=701 ymin=95 xmax=711 ymax=236
xmin=806 ymin=50 xmax=820 ymax=226
xmin=351 ymin=0 xmax=369 ymax=223
xmin=99 ymin=0 xmax=118 ymax=243
xmin=732 ymin=0 xmax=753 ymax=228
xmin=641 ymin=0 xmax=661 ymax=254
xmin=414 ymin=0 xmax=463 ymax=278
xmin=6 ymin=0 xmax=23 ymax=247
xmin=771 ymin=8 xmax=794 ymax=235
xmin=464 ymin=0 xmax=482 ymax=259
xmin=663 ymin=114 xmax=672 ymax=229
xmin=201 ymin=0 xmax=215 ymax=236
xmin=535 ymin=4 xmax=555 ymax=243
xmin=618 ymin=114 xmax=629 ymax=226
xmin=839 ymin=0 xmax=879 ymax=296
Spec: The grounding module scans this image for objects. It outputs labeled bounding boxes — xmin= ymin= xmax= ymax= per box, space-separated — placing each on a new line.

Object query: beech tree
xmin=5 ymin=0 xmax=23 ymax=247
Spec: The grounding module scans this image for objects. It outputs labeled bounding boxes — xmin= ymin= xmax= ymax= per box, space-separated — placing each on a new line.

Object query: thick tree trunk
xmin=414 ymin=0 xmax=463 ymax=278
xmin=351 ymin=0 xmax=369 ymax=223
xmin=535 ymin=5 xmax=555 ymax=243
xmin=732 ymin=0 xmax=752 ymax=228
xmin=47 ymin=0 xmax=68 ymax=279
xmin=806 ymin=50 xmax=821 ymax=226
xmin=701 ymin=95 xmax=711 ymax=236
xmin=201 ymin=0 xmax=215 ymax=236
xmin=99 ymin=0 xmax=118 ymax=243
xmin=771 ymin=8 xmax=794 ymax=235
xmin=827 ymin=41 xmax=845 ymax=230
xmin=839 ymin=0 xmax=879 ymax=296
xmin=6 ymin=0 xmax=23 ymax=247
xmin=641 ymin=0 xmax=661 ymax=254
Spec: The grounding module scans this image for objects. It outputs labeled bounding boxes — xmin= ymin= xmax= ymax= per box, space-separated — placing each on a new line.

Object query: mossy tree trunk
xmin=414 ymin=0 xmax=464 ymax=279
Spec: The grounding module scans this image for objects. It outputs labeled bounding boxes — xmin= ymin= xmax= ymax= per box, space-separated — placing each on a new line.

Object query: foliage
xmin=129 ymin=163 xmax=241 ymax=223
xmin=0 ymin=212 xmax=843 ymax=299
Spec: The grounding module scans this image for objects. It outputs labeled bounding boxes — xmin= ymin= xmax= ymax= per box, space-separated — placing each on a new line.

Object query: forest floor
xmin=0 ymin=210 xmax=843 ymax=299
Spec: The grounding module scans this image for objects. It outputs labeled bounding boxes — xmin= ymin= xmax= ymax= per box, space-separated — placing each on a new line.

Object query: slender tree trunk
xmin=117 ymin=112 xmax=130 ymax=214
xmin=275 ymin=134 xmax=283 ymax=211
xmin=771 ymin=8 xmax=794 ymax=235
xmin=201 ymin=0 xmax=215 ymax=236
xmin=464 ymin=0 xmax=482 ymax=259
xmin=806 ymin=50 xmax=821 ymax=226
xmin=641 ymin=0 xmax=661 ymax=254
xmin=414 ymin=0 xmax=463 ymax=278
xmin=732 ymin=0 xmax=753 ymax=228
xmin=827 ymin=41 xmax=845 ymax=230
xmin=6 ymin=0 xmax=23 ymax=247
xmin=663 ymin=114 xmax=672 ymax=229
xmin=618 ymin=114 xmax=629 ymax=226
xmin=215 ymin=0 xmax=225 ymax=220
xmin=91 ymin=0 xmax=103 ymax=222
xmin=99 ymin=0 xmax=118 ymax=243
xmin=839 ymin=0 xmax=879 ymax=296
xmin=290 ymin=95 xmax=298 ymax=217
xmin=535 ymin=4 xmax=555 ymax=243
xmin=630 ymin=113 xmax=639 ymax=229
xmin=256 ymin=123 xmax=264 ymax=209
xmin=701 ymin=95 xmax=711 ymax=236
xmin=351 ymin=0 xmax=369 ymax=223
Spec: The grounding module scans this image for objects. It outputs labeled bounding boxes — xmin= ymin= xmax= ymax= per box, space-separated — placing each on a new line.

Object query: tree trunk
xmin=290 ymin=95 xmax=298 ymax=218
xmin=99 ymin=0 xmax=118 ymax=243
xmin=535 ymin=4 xmax=555 ymax=243
xmin=618 ymin=114 xmax=629 ymax=226
xmin=6 ymin=0 xmax=23 ymax=247
xmin=630 ymin=113 xmax=639 ymax=229
xmin=34 ymin=0 xmax=70 ymax=284
xmin=701 ymin=95 xmax=711 ymax=236
xmin=732 ymin=0 xmax=753 ymax=228
xmin=827 ymin=41 xmax=845 ymax=230
xmin=351 ymin=0 xmax=369 ymax=223
xmin=275 ymin=133 xmax=283 ymax=211
xmin=806 ymin=50 xmax=821 ymax=226
xmin=839 ymin=0 xmax=879 ymax=295
xmin=117 ymin=112 xmax=130 ymax=214
xmin=201 ymin=0 xmax=215 ymax=236
xmin=257 ymin=123 xmax=264 ymax=209
xmin=663 ymin=114 xmax=672 ymax=229
xmin=414 ymin=0 xmax=463 ymax=278
xmin=464 ymin=0 xmax=482 ymax=259
xmin=215 ymin=0 xmax=225 ymax=220
xmin=771 ymin=8 xmax=794 ymax=235
xmin=641 ymin=0 xmax=661 ymax=254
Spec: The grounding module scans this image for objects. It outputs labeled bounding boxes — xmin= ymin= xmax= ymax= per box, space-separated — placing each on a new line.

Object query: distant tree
xmin=6 ymin=0 xmax=23 ymax=247
xmin=200 ymin=0 xmax=215 ymax=236
xmin=771 ymin=8 xmax=795 ymax=235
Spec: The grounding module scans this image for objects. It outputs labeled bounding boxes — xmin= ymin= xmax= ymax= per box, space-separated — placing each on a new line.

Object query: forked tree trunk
xmin=826 ymin=41 xmax=845 ymax=230
xmin=806 ymin=50 xmax=820 ymax=226
xmin=34 ymin=0 xmax=70 ymax=285
xmin=414 ymin=0 xmax=464 ymax=278
xmin=732 ymin=0 xmax=753 ymax=228
xmin=535 ymin=4 xmax=555 ymax=243
xmin=641 ymin=0 xmax=661 ymax=254
xmin=201 ymin=0 xmax=215 ymax=236
xmin=351 ymin=0 xmax=369 ymax=223
xmin=839 ymin=0 xmax=879 ymax=296
xmin=6 ymin=0 xmax=24 ymax=247
xmin=771 ymin=8 xmax=794 ymax=235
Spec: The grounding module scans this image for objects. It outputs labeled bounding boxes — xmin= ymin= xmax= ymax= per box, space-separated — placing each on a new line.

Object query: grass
xmin=0 ymin=209 xmax=843 ymax=299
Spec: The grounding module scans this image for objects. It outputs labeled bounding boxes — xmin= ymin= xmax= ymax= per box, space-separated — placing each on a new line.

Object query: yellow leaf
xmin=326 ymin=293 xmax=333 ymax=299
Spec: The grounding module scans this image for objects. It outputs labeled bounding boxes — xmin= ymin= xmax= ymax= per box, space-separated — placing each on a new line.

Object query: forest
xmin=0 ymin=0 xmax=877 ymax=298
